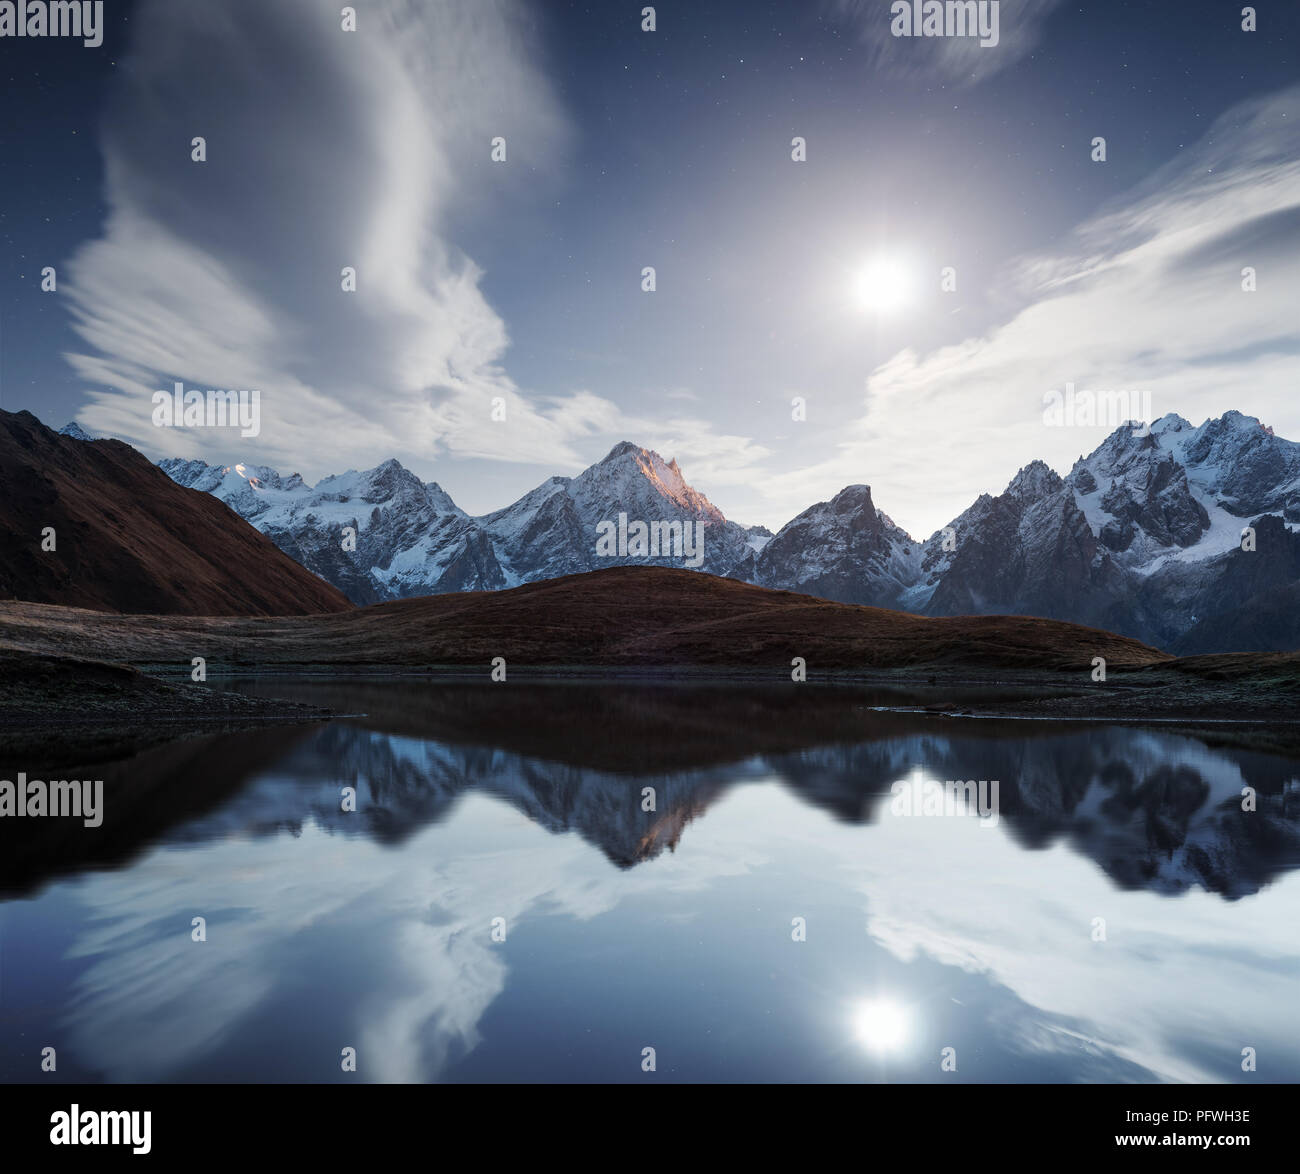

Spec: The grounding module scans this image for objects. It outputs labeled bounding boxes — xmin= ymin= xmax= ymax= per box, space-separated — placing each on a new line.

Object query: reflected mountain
xmin=5 ymin=680 xmax=1297 ymax=900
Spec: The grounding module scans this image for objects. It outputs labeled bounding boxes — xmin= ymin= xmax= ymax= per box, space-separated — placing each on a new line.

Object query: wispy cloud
xmin=830 ymin=0 xmax=1065 ymax=86
xmin=766 ymin=85 xmax=1300 ymax=537
xmin=65 ymin=0 xmax=613 ymax=477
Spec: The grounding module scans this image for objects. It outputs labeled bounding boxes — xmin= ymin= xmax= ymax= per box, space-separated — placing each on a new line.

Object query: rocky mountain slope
xmin=913 ymin=412 xmax=1300 ymax=650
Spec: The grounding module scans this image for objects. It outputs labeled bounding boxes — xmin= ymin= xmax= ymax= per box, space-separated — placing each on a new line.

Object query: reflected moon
xmin=853 ymin=997 xmax=911 ymax=1052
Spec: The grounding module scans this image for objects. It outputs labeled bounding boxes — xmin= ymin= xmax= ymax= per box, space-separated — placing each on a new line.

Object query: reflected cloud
xmin=5 ymin=685 xmax=1299 ymax=1084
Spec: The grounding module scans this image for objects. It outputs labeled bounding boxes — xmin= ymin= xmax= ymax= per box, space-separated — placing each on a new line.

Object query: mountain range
xmin=156 ymin=440 xmax=769 ymax=605
xmin=148 ymin=410 xmax=1300 ymax=653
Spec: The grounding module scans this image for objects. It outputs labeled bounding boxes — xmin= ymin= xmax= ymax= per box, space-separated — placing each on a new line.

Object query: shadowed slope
xmin=0 ymin=410 xmax=351 ymax=616
xmin=0 ymin=565 xmax=1169 ymax=670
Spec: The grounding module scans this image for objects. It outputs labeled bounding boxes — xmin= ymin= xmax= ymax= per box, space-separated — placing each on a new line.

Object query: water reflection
xmin=853 ymin=998 xmax=912 ymax=1053
xmin=1 ymin=680 xmax=1297 ymax=1084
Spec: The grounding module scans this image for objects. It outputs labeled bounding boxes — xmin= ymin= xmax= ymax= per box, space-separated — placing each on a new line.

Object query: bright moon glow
xmin=852 ymin=998 xmax=911 ymax=1052
xmin=852 ymin=256 xmax=916 ymax=315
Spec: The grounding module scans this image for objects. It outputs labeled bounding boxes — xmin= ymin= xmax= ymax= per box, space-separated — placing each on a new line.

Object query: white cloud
xmin=767 ymin=85 xmax=1300 ymax=537
xmin=66 ymin=0 xmax=605 ymax=478
xmin=831 ymin=0 xmax=1066 ymax=86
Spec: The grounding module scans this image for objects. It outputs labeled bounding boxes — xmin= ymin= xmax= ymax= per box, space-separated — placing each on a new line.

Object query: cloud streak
xmin=66 ymin=0 xmax=612 ymax=477
xmin=765 ymin=84 xmax=1300 ymax=537
xmin=830 ymin=0 xmax=1065 ymax=86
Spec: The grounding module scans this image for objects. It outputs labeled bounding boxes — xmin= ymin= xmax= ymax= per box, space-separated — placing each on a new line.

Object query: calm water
xmin=2 ymin=680 xmax=1298 ymax=1084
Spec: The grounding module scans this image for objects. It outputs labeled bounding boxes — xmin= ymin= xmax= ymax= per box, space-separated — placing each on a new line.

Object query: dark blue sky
xmin=2 ymin=0 xmax=1297 ymax=531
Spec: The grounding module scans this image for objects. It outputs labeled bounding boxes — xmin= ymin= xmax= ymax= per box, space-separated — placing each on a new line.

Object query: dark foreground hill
xmin=0 ymin=410 xmax=351 ymax=616
xmin=6 ymin=569 xmax=1300 ymax=762
xmin=0 ymin=564 xmax=1169 ymax=671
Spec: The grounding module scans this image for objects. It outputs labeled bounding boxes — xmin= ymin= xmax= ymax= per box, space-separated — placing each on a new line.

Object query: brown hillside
xmin=0 ymin=410 xmax=350 ymax=616
xmin=0 ymin=565 xmax=1169 ymax=671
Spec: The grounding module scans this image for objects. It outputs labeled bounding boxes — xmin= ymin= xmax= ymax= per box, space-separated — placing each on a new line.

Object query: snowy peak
xmin=1176 ymin=411 xmax=1300 ymax=515
xmin=231 ymin=461 xmax=287 ymax=489
xmin=164 ymin=455 xmax=464 ymax=517
xmin=1062 ymin=410 xmax=1300 ymax=573
xmin=59 ymin=421 xmax=94 ymax=441
xmin=484 ymin=443 xmax=751 ymax=583
xmin=159 ymin=454 xmax=472 ymax=604
xmin=575 ymin=441 xmax=724 ymax=523
xmin=1006 ymin=460 xmax=1063 ymax=501
xmin=1150 ymin=412 xmax=1193 ymax=438
xmin=312 ymin=458 xmax=432 ymax=508
xmin=160 ymin=440 xmax=753 ymax=601
xmin=753 ymin=481 xmax=921 ymax=607
xmin=425 ymin=481 xmax=465 ymax=518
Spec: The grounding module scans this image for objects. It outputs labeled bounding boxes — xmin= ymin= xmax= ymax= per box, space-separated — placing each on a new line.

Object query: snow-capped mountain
xmin=160 ymin=456 xmax=489 ymax=604
xmin=162 ymin=441 xmax=767 ymax=605
xmin=751 ymin=484 xmax=921 ymax=607
xmin=156 ymin=411 xmax=1300 ymax=651
xmin=907 ymin=458 xmax=1129 ymax=625
xmin=484 ymin=442 xmax=757 ymax=581
xmin=912 ymin=411 xmax=1300 ymax=649
xmin=729 ymin=409 xmax=1297 ymax=652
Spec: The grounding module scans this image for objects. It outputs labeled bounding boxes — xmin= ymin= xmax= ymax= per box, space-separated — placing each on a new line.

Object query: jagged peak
xmin=596 ymin=441 xmax=687 ymax=483
xmin=787 ymin=483 xmax=879 ymax=523
xmin=1150 ymin=412 xmax=1192 ymax=435
xmin=576 ymin=441 xmax=713 ymax=516
xmin=1006 ymin=459 xmax=1063 ymax=499
xmin=232 ymin=461 xmax=280 ymax=479
xmin=1179 ymin=410 xmax=1297 ymax=464
xmin=318 ymin=457 xmax=421 ymax=490
xmin=600 ymin=440 xmax=650 ymax=463
xmin=59 ymin=421 xmax=94 ymax=441
xmin=423 ymin=479 xmax=465 ymax=516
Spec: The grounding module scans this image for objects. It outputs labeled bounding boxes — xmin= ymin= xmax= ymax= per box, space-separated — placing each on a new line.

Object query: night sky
xmin=1 ymin=0 xmax=1297 ymax=533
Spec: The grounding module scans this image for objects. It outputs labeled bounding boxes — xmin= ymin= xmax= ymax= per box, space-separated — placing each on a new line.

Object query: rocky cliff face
xmin=752 ymin=484 xmax=920 ymax=606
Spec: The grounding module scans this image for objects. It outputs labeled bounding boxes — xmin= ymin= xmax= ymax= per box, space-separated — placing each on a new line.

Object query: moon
xmin=852 ymin=997 xmax=912 ymax=1052
xmin=852 ymin=255 xmax=917 ymax=315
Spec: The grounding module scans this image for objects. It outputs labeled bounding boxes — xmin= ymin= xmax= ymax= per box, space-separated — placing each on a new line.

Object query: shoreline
xmin=5 ymin=644 xmax=1299 ymax=764
xmin=7 ymin=676 xmax=1300 ymax=763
